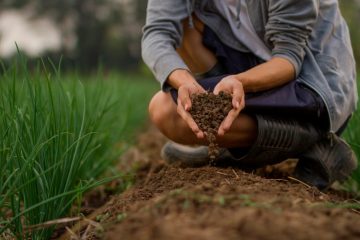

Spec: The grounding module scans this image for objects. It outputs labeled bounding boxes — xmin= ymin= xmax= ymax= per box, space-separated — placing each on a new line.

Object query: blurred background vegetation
xmin=0 ymin=0 xmax=147 ymax=72
xmin=340 ymin=0 xmax=360 ymax=68
xmin=0 ymin=0 xmax=359 ymax=73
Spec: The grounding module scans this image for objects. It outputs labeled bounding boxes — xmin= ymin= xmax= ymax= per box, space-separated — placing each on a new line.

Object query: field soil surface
xmin=70 ymin=125 xmax=360 ymax=240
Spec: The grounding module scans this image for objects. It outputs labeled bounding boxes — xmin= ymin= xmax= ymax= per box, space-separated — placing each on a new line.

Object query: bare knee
xmin=148 ymin=91 xmax=195 ymax=143
xmin=148 ymin=91 xmax=176 ymax=131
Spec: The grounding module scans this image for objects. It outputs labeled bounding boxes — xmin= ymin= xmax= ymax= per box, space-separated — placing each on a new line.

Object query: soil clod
xmin=189 ymin=91 xmax=232 ymax=161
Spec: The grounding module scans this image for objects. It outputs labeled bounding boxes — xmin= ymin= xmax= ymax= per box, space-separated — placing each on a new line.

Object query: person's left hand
xmin=213 ymin=75 xmax=245 ymax=136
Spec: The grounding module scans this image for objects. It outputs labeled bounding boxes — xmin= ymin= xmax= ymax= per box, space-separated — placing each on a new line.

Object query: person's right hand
xmin=177 ymin=81 xmax=206 ymax=139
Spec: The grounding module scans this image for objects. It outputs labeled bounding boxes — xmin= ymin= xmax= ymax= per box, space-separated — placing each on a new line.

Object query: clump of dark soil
xmin=190 ymin=92 xmax=232 ymax=160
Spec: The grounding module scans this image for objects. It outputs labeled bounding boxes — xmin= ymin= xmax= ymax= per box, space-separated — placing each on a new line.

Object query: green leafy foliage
xmin=340 ymin=1 xmax=360 ymax=70
xmin=0 ymin=58 xmax=156 ymax=239
xmin=343 ymin=78 xmax=360 ymax=194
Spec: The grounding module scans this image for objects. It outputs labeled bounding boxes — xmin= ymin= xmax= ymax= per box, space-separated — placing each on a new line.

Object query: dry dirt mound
xmin=82 ymin=126 xmax=360 ymax=240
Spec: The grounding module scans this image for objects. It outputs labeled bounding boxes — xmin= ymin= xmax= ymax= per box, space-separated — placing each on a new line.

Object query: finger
xmin=177 ymin=100 xmax=204 ymax=139
xmin=218 ymin=107 xmax=241 ymax=136
xmin=239 ymin=94 xmax=245 ymax=110
xmin=213 ymin=83 xmax=225 ymax=95
xmin=193 ymin=82 xmax=206 ymax=94
xmin=232 ymin=85 xmax=243 ymax=109
xmin=178 ymin=87 xmax=192 ymax=111
xmin=213 ymin=85 xmax=221 ymax=95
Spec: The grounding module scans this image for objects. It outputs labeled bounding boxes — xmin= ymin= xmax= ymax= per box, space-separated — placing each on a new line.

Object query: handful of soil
xmin=189 ymin=91 xmax=233 ymax=162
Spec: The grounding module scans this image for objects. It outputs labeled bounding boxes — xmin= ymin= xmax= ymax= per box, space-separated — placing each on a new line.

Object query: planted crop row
xmin=0 ymin=59 xmax=156 ymax=239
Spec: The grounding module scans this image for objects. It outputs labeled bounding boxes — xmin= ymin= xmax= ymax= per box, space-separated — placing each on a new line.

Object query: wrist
xmin=235 ymin=73 xmax=249 ymax=92
xmin=167 ymin=69 xmax=197 ymax=90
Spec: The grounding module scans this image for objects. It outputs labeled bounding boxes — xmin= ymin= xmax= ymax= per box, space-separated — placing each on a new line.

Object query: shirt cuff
xmin=271 ymin=43 xmax=304 ymax=77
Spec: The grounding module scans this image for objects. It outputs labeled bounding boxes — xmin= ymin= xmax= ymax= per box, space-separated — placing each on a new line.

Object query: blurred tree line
xmin=0 ymin=0 xmax=359 ymax=72
xmin=0 ymin=0 xmax=147 ymax=72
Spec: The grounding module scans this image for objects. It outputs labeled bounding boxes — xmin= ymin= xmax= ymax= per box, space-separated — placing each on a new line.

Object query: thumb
xmin=213 ymin=84 xmax=222 ymax=95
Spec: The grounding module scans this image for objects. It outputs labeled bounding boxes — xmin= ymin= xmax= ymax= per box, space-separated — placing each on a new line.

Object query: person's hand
xmin=177 ymin=81 xmax=206 ymax=139
xmin=213 ymin=75 xmax=245 ymax=136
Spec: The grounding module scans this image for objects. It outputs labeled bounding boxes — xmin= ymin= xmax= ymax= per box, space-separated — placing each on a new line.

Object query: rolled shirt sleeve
xmin=141 ymin=0 xmax=190 ymax=90
xmin=265 ymin=0 xmax=319 ymax=77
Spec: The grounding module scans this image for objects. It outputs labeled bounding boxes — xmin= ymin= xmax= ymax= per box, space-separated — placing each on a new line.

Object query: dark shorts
xmin=170 ymin=25 xmax=330 ymax=131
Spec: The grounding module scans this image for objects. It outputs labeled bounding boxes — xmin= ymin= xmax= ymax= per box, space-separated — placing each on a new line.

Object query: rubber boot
xmin=293 ymin=134 xmax=358 ymax=190
xmin=227 ymin=115 xmax=323 ymax=168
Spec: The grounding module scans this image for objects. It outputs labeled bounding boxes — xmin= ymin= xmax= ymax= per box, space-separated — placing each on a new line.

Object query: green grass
xmin=343 ymin=77 xmax=360 ymax=194
xmin=0 ymin=58 xmax=157 ymax=239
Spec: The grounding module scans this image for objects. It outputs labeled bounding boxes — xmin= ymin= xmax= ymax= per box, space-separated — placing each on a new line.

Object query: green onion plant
xmin=0 ymin=57 xmax=156 ymax=239
xmin=343 ymin=78 xmax=360 ymax=195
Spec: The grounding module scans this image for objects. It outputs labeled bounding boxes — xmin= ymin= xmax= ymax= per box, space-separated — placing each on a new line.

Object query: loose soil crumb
xmin=190 ymin=92 xmax=232 ymax=161
xmin=63 ymin=126 xmax=360 ymax=240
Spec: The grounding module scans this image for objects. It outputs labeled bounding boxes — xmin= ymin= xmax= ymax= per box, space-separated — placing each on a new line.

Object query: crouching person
xmin=142 ymin=0 xmax=358 ymax=190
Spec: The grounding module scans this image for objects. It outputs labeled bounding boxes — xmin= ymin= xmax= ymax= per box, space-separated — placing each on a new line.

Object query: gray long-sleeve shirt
xmin=219 ymin=0 xmax=272 ymax=61
xmin=142 ymin=0 xmax=358 ymax=132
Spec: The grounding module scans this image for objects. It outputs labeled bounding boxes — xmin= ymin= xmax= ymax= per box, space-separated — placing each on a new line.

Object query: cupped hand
xmin=213 ymin=75 xmax=245 ymax=136
xmin=177 ymin=81 xmax=206 ymax=139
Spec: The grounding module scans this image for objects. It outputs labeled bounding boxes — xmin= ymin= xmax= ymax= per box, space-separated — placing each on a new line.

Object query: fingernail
xmin=236 ymin=102 xmax=240 ymax=109
xmin=185 ymin=104 xmax=189 ymax=111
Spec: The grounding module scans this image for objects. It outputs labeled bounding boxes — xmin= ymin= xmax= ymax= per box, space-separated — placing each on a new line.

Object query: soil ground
xmin=64 ymin=125 xmax=360 ymax=240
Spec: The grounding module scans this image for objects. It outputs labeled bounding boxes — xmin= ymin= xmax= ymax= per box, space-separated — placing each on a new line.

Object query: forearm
xmin=236 ymin=57 xmax=295 ymax=93
xmin=142 ymin=0 xmax=190 ymax=88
